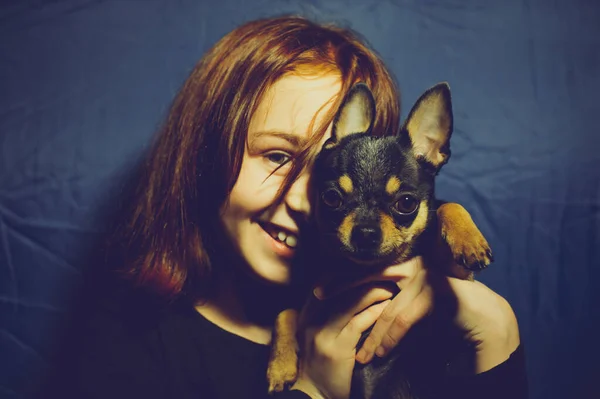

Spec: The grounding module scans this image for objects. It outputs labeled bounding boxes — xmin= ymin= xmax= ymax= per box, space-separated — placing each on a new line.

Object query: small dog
xmin=267 ymin=83 xmax=493 ymax=398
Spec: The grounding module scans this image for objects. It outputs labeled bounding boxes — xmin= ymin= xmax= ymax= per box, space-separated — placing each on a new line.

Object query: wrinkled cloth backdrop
xmin=1 ymin=1 xmax=598 ymax=398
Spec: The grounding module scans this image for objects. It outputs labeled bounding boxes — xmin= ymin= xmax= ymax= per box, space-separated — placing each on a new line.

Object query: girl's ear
xmin=401 ymin=82 xmax=453 ymax=171
xmin=325 ymin=83 xmax=375 ymax=149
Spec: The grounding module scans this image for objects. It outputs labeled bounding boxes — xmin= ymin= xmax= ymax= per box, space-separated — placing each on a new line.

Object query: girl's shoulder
xmin=38 ymin=281 xmax=208 ymax=398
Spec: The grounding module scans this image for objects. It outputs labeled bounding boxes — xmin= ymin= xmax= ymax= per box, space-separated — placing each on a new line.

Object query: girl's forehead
xmin=248 ymin=73 xmax=342 ymax=139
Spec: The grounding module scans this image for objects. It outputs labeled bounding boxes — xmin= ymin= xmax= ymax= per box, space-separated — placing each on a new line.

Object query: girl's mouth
xmin=259 ymin=222 xmax=299 ymax=250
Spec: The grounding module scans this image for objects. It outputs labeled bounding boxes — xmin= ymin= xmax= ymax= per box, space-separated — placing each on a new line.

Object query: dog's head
xmin=313 ymin=82 xmax=454 ymax=266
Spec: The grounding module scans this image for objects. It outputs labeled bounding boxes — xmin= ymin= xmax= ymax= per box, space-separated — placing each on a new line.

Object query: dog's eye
xmin=321 ymin=189 xmax=343 ymax=209
xmin=393 ymin=195 xmax=419 ymax=215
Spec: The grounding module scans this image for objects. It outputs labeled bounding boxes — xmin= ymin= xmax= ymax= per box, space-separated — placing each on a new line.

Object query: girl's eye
xmin=266 ymin=152 xmax=291 ymax=166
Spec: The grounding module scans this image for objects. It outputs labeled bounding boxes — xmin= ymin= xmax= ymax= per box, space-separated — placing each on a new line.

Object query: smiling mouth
xmin=260 ymin=223 xmax=299 ymax=249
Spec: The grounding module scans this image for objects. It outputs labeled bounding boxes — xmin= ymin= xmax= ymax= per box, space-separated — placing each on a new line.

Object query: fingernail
xmin=375 ymin=346 xmax=385 ymax=357
xmin=356 ymin=349 xmax=365 ymax=363
xmin=313 ymin=287 xmax=324 ymax=300
xmin=357 ymin=349 xmax=373 ymax=364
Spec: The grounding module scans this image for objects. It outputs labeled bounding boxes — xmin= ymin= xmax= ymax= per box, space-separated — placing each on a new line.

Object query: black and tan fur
xmin=267 ymin=83 xmax=493 ymax=398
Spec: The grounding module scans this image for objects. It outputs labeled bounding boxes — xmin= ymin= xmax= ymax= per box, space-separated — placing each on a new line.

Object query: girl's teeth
xmin=285 ymin=235 xmax=297 ymax=248
xmin=272 ymin=229 xmax=297 ymax=248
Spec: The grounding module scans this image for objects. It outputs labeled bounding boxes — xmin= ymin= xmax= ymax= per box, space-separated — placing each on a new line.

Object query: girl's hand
xmin=289 ymin=284 xmax=395 ymax=399
xmin=314 ymin=256 xmax=520 ymax=374
xmin=349 ymin=257 xmax=520 ymax=373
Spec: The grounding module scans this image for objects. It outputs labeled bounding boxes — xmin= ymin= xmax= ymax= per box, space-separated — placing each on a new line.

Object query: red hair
xmin=116 ymin=16 xmax=401 ymax=300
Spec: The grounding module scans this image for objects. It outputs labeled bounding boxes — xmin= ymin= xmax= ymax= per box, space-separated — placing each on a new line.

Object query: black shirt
xmin=39 ymin=286 xmax=528 ymax=399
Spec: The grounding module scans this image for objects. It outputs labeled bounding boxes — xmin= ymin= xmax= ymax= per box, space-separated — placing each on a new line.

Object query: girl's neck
xmin=194 ymin=265 xmax=293 ymax=345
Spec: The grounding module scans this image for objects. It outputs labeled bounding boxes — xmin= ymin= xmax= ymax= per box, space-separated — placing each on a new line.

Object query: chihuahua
xmin=267 ymin=83 xmax=493 ymax=398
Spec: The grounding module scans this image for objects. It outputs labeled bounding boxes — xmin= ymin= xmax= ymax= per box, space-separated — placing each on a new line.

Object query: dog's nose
xmin=351 ymin=225 xmax=381 ymax=250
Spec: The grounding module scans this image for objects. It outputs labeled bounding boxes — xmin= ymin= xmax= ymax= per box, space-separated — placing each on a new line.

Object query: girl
xmin=49 ymin=16 xmax=527 ymax=399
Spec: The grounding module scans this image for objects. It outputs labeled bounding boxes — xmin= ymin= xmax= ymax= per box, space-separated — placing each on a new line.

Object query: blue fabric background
xmin=1 ymin=1 xmax=599 ymax=398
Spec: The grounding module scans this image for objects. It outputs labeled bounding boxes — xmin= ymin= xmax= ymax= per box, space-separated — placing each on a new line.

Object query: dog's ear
xmin=401 ymin=82 xmax=453 ymax=171
xmin=325 ymin=83 xmax=375 ymax=149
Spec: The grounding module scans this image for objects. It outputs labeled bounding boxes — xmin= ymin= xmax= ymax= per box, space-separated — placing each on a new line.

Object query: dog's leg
xmin=267 ymin=308 xmax=299 ymax=394
xmin=435 ymin=202 xmax=493 ymax=280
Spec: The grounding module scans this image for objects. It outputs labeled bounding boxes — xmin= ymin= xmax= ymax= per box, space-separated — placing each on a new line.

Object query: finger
xmin=312 ymin=270 xmax=383 ymax=300
xmin=355 ymin=270 xmax=427 ymax=363
xmin=378 ymin=257 xmax=426 ymax=290
xmin=314 ymin=257 xmax=425 ymax=300
xmin=375 ymin=287 xmax=434 ymax=357
xmin=338 ymin=299 xmax=391 ymax=346
xmin=356 ymin=275 xmax=425 ymax=363
xmin=355 ymin=289 xmax=418 ymax=363
xmin=355 ymin=273 xmax=431 ymax=364
xmin=324 ymin=286 xmax=394 ymax=334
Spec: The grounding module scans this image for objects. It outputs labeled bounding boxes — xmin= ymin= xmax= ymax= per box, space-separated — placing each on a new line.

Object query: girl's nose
xmin=284 ymin=172 xmax=311 ymax=217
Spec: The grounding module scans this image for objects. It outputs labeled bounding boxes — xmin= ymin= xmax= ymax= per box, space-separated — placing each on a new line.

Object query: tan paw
xmin=437 ymin=203 xmax=493 ymax=272
xmin=266 ymin=352 xmax=298 ymax=394
xmin=442 ymin=220 xmax=493 ymax=271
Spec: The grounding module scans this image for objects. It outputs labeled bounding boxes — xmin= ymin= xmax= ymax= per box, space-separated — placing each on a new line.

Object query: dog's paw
xmin=266 ymin=353 xmax=298 ymax=394
xmin=442 ymin=221 xmax=493 ymax=271
xmin=267 ymin=309 xmax=300 ymax=394
xmin=437 ymin=203 xmax=493 ymax=272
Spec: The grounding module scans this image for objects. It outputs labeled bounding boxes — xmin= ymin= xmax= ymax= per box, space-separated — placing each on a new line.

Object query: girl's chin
xmin=253 ymin=266 xmax=293 ymax=287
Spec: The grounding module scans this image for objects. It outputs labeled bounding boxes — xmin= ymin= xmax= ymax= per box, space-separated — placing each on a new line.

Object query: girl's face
xmin=220 ymin=73 xmax=341 ymax=285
